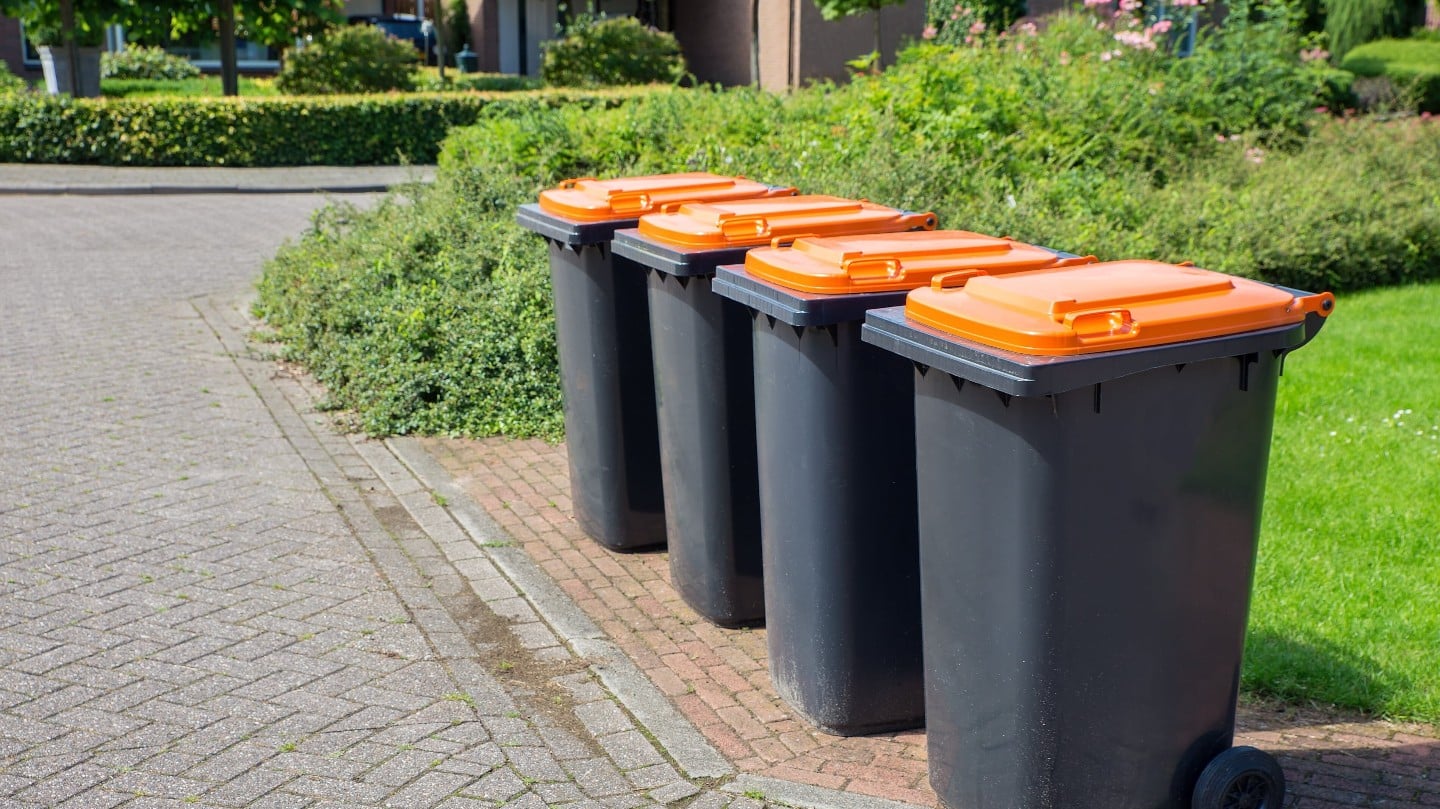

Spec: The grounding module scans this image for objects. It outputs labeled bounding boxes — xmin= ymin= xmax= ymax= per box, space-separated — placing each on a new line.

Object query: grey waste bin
xmin=861 ymin=259 xmax=1333 ymax=809
xmin=515 ymin=173 xmax=792 ymax=551
xmin=712 ymin=230 xmax=1091 ymax=735
xmin=609 ymin=196 xmax=935 ymax=627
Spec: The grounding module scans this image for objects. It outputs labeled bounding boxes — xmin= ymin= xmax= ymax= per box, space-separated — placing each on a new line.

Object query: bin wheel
xmin=1191 ymin=746 xmax=1286 ymax=809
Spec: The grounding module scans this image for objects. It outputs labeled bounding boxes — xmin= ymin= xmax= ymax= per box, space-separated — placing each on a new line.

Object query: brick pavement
xmin=0 ymin=193 xmax=774 ymax=809
xmin=422 ymin=436 xmax=1440 ymax=809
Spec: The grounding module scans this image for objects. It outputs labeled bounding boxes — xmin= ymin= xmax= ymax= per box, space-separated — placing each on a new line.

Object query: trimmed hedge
xmin=1342 ymin=38 xmax=1440 ymax=111
xmin=0 ymin=87 xmax=657 ymax=166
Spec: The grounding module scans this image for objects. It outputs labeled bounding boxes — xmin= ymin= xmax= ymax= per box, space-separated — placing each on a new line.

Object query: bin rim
xmin=742 ymin=230 xmax=1092 ymax=295
xmin=537 ymin=172 xmax=794 ymax=223
xmin=634 ymin=195 xmax=936 ymax=251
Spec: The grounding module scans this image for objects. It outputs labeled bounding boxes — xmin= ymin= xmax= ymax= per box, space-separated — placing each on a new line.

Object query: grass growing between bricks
xmin=1248 ymin=281 xmax=1440 ymax=721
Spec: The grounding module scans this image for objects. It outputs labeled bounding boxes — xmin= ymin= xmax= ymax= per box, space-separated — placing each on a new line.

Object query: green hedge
xmin=1342 ymin=37 xmax=1440 ymax=111
xmin=0 ymin=88 xmax=656 ymax=166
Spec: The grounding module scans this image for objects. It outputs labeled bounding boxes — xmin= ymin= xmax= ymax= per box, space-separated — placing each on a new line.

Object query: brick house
xmin=1 ymin=0 xmax=926 ymax=89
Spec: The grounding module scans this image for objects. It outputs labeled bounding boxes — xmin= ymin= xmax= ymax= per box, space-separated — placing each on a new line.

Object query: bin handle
xmin=931 ymin=269 xmax=986 ymax=290
xmin=1054 ymin=254 xmax=1099 ymax=267
xmin=1064 ymin=309 xmax=1140 ymax=345
xmin=608 ymin=192 xmax=653 ymax=215
xmin=899 ymin=211 xmax=939 ymax=231
xmin=769 ymin=233 xmax=817 ymax=249
xmin=1283 ymin=289 xmax=1336 ymax=347
xmin=720 ymin=215 xmax=770 ymax=240
xmin=843 ymin=257 xmax=904 ymax=283
xmin=558 ymin=177 xmax=598 ymax=190
xmin=659 ymin=202 xmax=686 ymax=214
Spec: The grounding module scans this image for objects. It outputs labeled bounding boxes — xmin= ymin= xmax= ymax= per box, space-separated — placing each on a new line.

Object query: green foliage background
xmin=276 ymin=25 xmax=419 ymax=95
xmin=540 ymin=15 xmax=687 ymax=87
xmin=0 ymin=88 xmax=648 ymax=165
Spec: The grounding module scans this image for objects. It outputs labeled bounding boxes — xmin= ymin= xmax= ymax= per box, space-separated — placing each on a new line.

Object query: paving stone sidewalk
xmin=0 ymin=192 xmax=765 ymax=809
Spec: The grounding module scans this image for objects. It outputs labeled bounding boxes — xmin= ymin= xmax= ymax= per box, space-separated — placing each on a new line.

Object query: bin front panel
xmin=548 ymin=242 xmax=667 ymax=549
xmin=753 ymin=316 xmax=924 ymax=734
xmin=636 ymin=195 xmax=935 ymax=250
xmin=647 ymin=271 xmax=765 ymax=626
xmin=538 ymin=173 xmax=788 ymax=223
xmin=915 ymin=350 xmax=1282 ymax=809
xmin=743 ymin=230 xmax=1086 ymax=294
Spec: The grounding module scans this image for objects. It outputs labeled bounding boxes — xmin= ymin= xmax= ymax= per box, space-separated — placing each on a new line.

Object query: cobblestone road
xmin=0 ymin=194 xmax=764 ymax=809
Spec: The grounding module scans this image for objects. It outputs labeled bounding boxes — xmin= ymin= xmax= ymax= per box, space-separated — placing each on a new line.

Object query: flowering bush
xmin=925 ymin=0 xmax=1023 ymax=41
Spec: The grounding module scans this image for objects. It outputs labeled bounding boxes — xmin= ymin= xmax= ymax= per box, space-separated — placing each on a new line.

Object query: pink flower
xmin=1245 ymin=147 xmax=1265 ymax=164
xmin=1314 ymin=106 xmax=1329 ymax=115
xmin=922 ymin=24 xmax=938 ymax=39
xmin=1114 ymin=30 xmax=1157 ymax=50
xmin=1119 ymin=0 xmax=1142 ymax=11
xmin=1100 ymin=50 xmax=1114 ymax=61
xmin=1299 ymin=48 xmax=1330 ymax=62
xmin=1083 ymin=0 xmax=1113 ymax=7
xmin=1148 ymin=19 xmax=1173 ymax=34
xmin=1059 ymin=50 xmax=1072 ymax=65
xmin=970 ymin=20 xmax=987 ymax=33
xmin=1215 ymin=133 xmax=1228 ymax=142
xmin=1018 ymin=21 xmax=1039 ymax=35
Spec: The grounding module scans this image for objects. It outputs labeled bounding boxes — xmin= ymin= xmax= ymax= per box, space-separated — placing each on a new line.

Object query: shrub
xmin=541 ymin=15 xmax=687 ymax=87
xmin=0 ymin=87 xmax=653 ymax=165
xmin=1324 ymin=0 xmax=1425 ymax=58
xmin=1342 ymin=37 xmax=1440 ymax=109
xmin=276 ymin=25 xmax=419 ymax=95
xmin=0 ymin=59 xmax=25 ymax=95
xmin=101 ymin=45 xmax=201 ymax=80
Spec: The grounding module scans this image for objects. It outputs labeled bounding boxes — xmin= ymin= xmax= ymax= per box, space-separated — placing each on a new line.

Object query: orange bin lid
xmin=743 ymin=230 xmax=1092 ymax=295
xmin=905 ymin=260 xmax=1336 ymax=356
xmin=537 ymin=173 xmax=792 ymax=222
xmin=636 ymin=195 xmax=937 ymax=249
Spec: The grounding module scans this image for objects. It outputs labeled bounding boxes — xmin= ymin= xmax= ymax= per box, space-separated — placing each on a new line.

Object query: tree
xmin=813 ymin=0 xmax=906 ymax=70
xmin=124 ymin=0 xmax=344 ymax=95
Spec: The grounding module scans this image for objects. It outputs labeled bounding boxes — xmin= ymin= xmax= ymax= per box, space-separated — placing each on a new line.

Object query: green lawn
xmin=1247 ymin=281 xmax=1440 ymax=721
xmin=101 ymin=77 xmax=280 ymax=98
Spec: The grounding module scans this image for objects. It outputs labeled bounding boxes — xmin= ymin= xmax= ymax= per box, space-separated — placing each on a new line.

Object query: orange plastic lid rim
xmin=743 ymin=230 xmax=1096 ymax=295
xmin=635 ymin=195 xmax=937 ymax=249
xmin=904 ymin=260 xmax=1335 ymax=356
xmin=537 ymin=173 xmax=794 ymax=222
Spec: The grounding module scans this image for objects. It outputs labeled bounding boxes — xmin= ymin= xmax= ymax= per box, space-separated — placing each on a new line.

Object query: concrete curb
xmin=0 ymin=164 xmax=437 ymax=196
xmin=386 ymin=436 xmax=738 ymax=782
xmin=0 ymin=183 xmax=400 ymax=196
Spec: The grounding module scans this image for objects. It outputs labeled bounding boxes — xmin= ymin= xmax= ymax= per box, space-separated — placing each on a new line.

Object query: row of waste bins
xmin=516 ymin=172 xmax=1334 ymax=809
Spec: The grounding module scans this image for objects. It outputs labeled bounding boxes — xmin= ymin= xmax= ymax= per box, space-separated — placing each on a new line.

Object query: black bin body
xmin=516 ymin=205 xmax=666 ymax=551
xmin=609 ymin=233 xmax=765 ymax=626
xmin=862 ymin=286 xmax=1330 ymax=809
xmin=713 ymin=267 xmax=923 ymax=735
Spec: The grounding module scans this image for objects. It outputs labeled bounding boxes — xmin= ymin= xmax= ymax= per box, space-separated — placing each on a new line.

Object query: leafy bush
xmin=258 ymin=180 xmax=561 ymax=437
xmin=1324 ymin=0 xmax=1425 ymax=58
xmin=101 ymin=45 xmax=201 ymax=80
xmin=541 ymin=15 xmax=686 ymax=87
xmin=0 ymin=60 xmax=25 ymax=96
xmin=1342 ymin=37 xmax=1440 ymax=109
xmin=100 ymin=76 xmax=280 ymax=98
xmin=276 ymin=25 xmax=419 ymax=95
xmin=0 ymin=88 xmax=651 ymax=165
xmin=413 ymin=70 xmax=543 ymax=92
